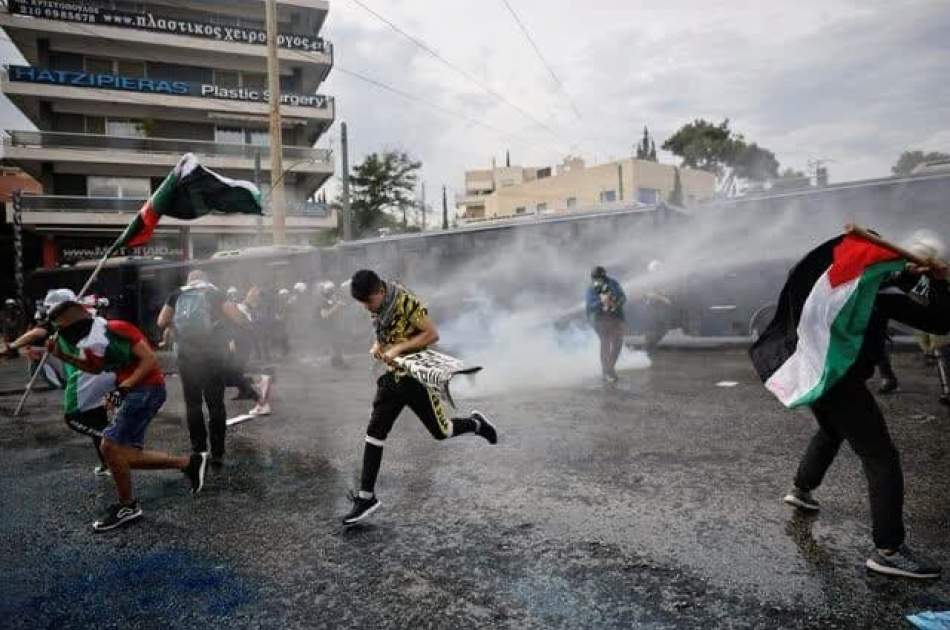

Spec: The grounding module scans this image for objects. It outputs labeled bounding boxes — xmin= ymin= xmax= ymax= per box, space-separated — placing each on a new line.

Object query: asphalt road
xmin=1 ymin=349 xmax=949 ymax=629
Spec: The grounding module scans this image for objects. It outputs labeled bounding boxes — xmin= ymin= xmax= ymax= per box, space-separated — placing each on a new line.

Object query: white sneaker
xmin=93 ymin=464 xmax=111 ymax=477
xmin=249 ymin=402 xmax=272 ymax=416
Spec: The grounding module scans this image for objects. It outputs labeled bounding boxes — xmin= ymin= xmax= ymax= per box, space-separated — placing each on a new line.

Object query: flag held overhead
xmin=117 ymin=153 xmax=262 ymax=249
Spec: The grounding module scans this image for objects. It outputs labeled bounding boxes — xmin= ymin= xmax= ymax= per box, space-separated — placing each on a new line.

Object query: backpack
xmin=172 ymin=287 xmax=215 ymax=343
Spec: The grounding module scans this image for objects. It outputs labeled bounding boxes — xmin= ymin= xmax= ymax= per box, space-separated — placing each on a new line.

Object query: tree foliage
xmin=661 ymin=118 xmax=779 ymax=181
xmin=892 ymin=150 xmax=950 ymax=176
xmin=636 ymin=126 xmax=657 ymax=162
xmin=348 ymin=151 xmax=422 ymax=237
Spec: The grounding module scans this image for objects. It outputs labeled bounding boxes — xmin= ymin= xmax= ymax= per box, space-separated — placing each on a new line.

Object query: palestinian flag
xmin=116 ymin=153 xmax=262 ymax=249
xmin=750 ymin=234 xmax=905 ymax=408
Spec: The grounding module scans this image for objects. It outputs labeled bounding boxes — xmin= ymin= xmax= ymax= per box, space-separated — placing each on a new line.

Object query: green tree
xmin=732 ymin=142 xmax=779 ymax=181
xmin=635 ymin=126 xmax=658 ymax=162
xmin=892 ymin=150 xmax=950 ymax=176
xmin=348 ymin=151 xmax=422 ymax=237
xmin=668 ymin=167 xmax=684 ymax=206
xmin=662 ymin=118 xmax=779 ymax=181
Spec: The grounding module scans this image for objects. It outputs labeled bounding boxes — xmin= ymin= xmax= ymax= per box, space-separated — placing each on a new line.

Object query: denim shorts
xmin=103 ymin=385 xmax=167 ymax=449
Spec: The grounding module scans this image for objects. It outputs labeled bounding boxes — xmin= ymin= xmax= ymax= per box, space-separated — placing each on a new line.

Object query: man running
xmin=343 ymin=269 xmax=498 ymax=525
xmin=781 ymin=248 xmax=950 ymax=579
xmin=158 ymin=270 xmax=247 ymax=468
xmin=45 ymin=296 xmax=207 ymax=532
xmin=586 ymin=266 xmax=627 ymax=382
xmin=3 ymin=289 xmax=115 ymax=476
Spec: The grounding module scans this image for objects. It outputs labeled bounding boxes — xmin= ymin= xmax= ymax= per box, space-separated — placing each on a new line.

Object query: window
xmin=566 ymin=197 xmax=577 ymax=209
xmin=85 ymin=57 xmax=114 ymax=75
xmin=515 ymin=206 xmax=526 ymax=214
xmin=214 ymin=70 xmax=240 ymax=88
xmin=117 ymin=60 xmax=145 ymax=77
xmin=215 ymin=127 xmax=246 ymax=144
xmin=637 ymin=187 xmax=659 ymax=204
xmin=247 ymin=129 xmax=270 ymax=147
xmin=106 ymin=118 xmax=146 ymax=138
xmin=243 ymin=73 xmax=267 ymax=91
xmin=536 ymin=203 xmax=548 ymax=213
xmin=88 ymin=176 xmax=150 ymax=198
xmin=86 ymin=116 xmax=106 ymax=135
xmin=599 ymin=190 xmax=617 ymax=203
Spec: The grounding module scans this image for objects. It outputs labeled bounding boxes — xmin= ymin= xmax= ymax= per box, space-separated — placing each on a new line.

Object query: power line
xmin=499 ymin=0 xmax=581 ymax=119
xmin=344 ymin=0 xmax=567 ymax=144
xmin=334 ymin=65 xmax=563 ymax=155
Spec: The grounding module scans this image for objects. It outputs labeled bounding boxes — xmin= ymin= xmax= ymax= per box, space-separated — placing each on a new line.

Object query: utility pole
xmin=254 ymin=149 xmax=263 ymax=245
xmin=341 ymin=122 xmax=352 ymax=241
xmin=420 ymin=181 xmax=427 ymax=231
xmin=442 ymin=185 xmax=449 ymax=230
xmin=265 ymin=0 xmax=286 ymax=245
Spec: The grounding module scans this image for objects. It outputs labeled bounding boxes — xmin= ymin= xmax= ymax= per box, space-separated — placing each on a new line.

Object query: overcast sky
xmin=2 ymin=0 xmax=948 ymax=202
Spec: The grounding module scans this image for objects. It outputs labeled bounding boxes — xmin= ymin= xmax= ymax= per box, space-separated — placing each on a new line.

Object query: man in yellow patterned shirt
xmin=342 ymin=269 xmax=498 ymax=525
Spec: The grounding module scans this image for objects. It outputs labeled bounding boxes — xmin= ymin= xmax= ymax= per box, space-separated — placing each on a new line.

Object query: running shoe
xmin=342 ymin=493 xmax=381 ymax=525
xmin=249 ymin=402 xmax=272 ymax=416
xmin=877 ymin=378 xmax=899 ymax=394
xmin=183 ymin=452 xmax=209 ymax=496
xmin=92 ymin=502 xmax=142 ymax=532
xmin=471 ymin=410 xmax=498 ymax=445
xmin=93 ymin=464 xmax=111 ymax=477
xmin=866 ymin=546 xmax=941 ymax=579
xmin=783 ymin=487 xmax=820 ymax=512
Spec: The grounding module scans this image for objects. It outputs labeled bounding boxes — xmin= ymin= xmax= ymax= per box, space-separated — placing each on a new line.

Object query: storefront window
xmin=85 ymin=57 xmax=114 ymax=75
xmin=248 ymin=130 xmax=270 ymax=146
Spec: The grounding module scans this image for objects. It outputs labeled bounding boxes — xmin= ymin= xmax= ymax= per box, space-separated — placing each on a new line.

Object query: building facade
xmin=0 ymin=0 xmax=335 ymax=268
xmin=457 ymin=156 xmax=716 ymax=223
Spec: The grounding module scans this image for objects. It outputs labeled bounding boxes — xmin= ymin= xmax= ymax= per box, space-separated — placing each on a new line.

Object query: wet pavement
xmin=2 ymin=349 xmax=949 ymax=629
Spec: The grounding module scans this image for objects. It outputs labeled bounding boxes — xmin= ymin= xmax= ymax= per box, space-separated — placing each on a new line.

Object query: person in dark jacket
xmin=783 ymin=257 xmax=950 ymax=579
xmin=586 ymin=266 xmax=627 ymax=382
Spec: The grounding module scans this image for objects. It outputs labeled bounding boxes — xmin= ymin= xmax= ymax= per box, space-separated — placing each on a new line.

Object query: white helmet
xmin=278 ymin=288 xmax=290 ymax=296
xmin=647 ymin=260 xmax=663 ymax=273
xmin=227 ymin=286 xmax=238 ymax=295
xmin=320 ymin=281 xmax=335 ymax=295
xmin=293 ymin=282 xmax=307 ymax=293
xmin=43 ymin=288 xmax=80 ymax=319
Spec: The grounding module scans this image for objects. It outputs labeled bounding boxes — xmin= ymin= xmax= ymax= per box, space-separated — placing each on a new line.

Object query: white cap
xmin=648 ymin=260 xmax=663 ymax=273
xmin=278 ymin=288 xmax=290 ymax=296
xmin=227 ymin=286 xmax=238 ymax=295
xmin=293 ymin=282 xmax=307 ymax=292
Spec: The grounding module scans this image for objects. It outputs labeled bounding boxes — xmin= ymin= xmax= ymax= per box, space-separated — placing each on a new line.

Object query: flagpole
xmin=845 ymin=224 xmax=944 ymax=268
xmin=12 ymin=241 xmax=120 ymax=417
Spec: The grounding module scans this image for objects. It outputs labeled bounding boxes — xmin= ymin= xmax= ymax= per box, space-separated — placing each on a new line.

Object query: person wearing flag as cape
xmin=751 ymin=227 xmax=950 ymax=579
xmin=2 ymin=289 xmax=116 ymax=477
xmin=342 ymin=269 xmax=499 ymax=525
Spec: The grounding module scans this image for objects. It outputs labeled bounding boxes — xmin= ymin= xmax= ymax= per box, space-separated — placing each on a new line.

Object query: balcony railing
xmin=18 ymin=194 xmax=331 ymax=217
xmin=3 ymin=130 xmax=333 ymax=164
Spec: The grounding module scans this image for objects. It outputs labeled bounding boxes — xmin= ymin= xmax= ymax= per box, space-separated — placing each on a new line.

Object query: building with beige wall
xmin=457 ymin=156 xmax=715 ymax=223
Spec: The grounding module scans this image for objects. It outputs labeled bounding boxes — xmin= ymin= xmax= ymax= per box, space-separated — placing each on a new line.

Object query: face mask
xmin=58 ymin=318 xmax=94 ymax=345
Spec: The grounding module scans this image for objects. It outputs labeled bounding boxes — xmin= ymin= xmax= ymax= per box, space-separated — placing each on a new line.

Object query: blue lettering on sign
xmin=8 ymin=65 xmax=194 ymax=96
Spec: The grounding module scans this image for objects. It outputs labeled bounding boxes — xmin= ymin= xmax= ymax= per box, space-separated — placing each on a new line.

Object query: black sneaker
xmin=878 ymin=378 xmax=899 ymax=394
xmin=183 ymin=452 xmax=209 ymax=496
xmin=783 ymin=487 xmax=820 ymax=512
xmin=471 ymin=410 xmax=498 ymax=445
xmin=342 ymin=493 xmax=381 ymax=525
xmin=92 ymin=502 xmax=142 ymax=532
xmin=940 ymin=394 xmax=949 ymax=408
xmin=866 ymin=546 xmax=941 ymax=579
xmin=210 ymin=455 xmax=224 ymax=470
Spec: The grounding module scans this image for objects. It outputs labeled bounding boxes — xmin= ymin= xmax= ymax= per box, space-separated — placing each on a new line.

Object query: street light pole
xmin=265 ymin=0 xmax=286 ymax=245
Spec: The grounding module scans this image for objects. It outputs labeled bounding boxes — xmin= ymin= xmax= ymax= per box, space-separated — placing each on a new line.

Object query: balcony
xmin=9 ymin=194 xmax=335 ymax=233
xmin=1 ymin=130 xmax=334 ymax=196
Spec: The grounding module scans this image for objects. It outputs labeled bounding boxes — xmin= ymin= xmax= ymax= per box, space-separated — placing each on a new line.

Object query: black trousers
xmin=368 ymin=372 xmax=457 ymax=442
xmin=65 ymin=406 xmax=109 ymax=466
xmin=178 ymin=353 xmax=228 ymax=457
xmin=793 ymin=373 xmax=905 ymax=549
